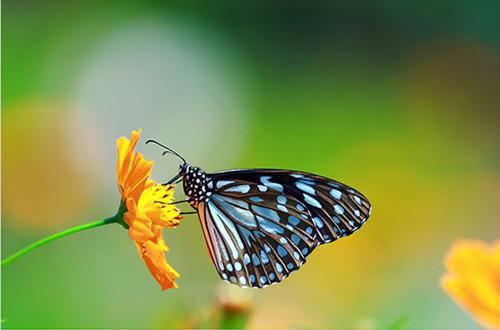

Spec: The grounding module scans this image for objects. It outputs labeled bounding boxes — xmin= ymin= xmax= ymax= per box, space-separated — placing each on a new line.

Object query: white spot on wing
xmin=303 ymin=193 xmax=322 ymax=208
xmin=277 ymin=204 xmax=288 ymax=212
xmin=295 ymin=181 xmax=315 ymax=195
xmin=260 ymin=176 xmax=283 ymax=192
xmin=224 ymin=184 xmax=251 ymax=193
xmin=216 ymin=180 xmax=234 ymax=189
xmin=257 ymin=185 xmax=268 ymax=192
xmin=334 ymin=204 xmax=344 ymax=215
xmin=330 ymin=189 xmax=342 ymax=200
xmin=313 ymin=216 xmax=324 ymax=228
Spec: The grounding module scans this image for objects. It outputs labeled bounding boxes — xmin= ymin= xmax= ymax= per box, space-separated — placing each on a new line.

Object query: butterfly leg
xmin=171 ymin=200 xmax=189 ymax=205
xmin=180 ymin=211 xmax=197 ymax=215
xmin=155 ymin=200 xmax=190 ymax=206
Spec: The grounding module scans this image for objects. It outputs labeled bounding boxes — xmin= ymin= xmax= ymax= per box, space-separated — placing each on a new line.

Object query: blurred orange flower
xmin=441 ymin=239 xmax=500 ymax=329
xmin=116 ymin=129 xmax=182 ymax=290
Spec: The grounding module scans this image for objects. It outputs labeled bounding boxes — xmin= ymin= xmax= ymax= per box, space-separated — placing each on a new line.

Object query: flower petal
xmin=115 ymin=130 xmax=182 ymax=290
xmin=143 ymin=240 xmax=180 ymax=290
xmin=441 ymin=240 xmax=500 ymax=328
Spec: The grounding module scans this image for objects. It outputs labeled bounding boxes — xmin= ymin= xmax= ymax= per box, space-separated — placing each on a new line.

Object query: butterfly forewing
xmin=210 ymin=169 xmax=371 ymax=244
xmin=294 ymin=175 xmax=371 ymax=242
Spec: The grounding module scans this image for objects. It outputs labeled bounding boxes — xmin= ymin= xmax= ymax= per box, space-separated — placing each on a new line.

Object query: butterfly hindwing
xmin=198 ymin=181 xmax=318 ymax=288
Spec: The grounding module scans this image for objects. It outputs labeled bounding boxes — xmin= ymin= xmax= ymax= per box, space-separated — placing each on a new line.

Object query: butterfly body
xmin=177 ymin=163 xmax=372 ymax=288
xmin=180 ymin=164 xmax=211 ymax=207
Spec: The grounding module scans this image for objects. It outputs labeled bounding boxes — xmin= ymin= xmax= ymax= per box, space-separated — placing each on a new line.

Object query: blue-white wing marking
xmin=210 ymin=170 xmax=371 ymax=245
xmin=288 ymin=175 xmax=371 ymax=243
xmin=200 ymin=181 xmax=318 ymax=288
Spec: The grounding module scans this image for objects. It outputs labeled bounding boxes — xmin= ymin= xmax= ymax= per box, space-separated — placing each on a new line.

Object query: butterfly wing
xmin=210 ymin=169 xmax=371 ymax=244
xmin=194 ymin=168 xmax=371 ymax=288
xmin=196 ymin=181 xmax=319 ymax=288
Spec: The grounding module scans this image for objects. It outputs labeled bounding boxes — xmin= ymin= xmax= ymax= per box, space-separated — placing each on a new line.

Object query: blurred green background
xmin=2 ymin=1 xmax=500 ymax=329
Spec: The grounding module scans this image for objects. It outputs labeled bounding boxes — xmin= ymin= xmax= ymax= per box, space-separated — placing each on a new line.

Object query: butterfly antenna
xmin=145 ymin=139 xmax=187 ymax=165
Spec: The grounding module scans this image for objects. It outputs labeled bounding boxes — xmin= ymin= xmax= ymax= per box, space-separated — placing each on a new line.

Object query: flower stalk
xmin=2 ymin=217 xmax=116 ymax=268
xmin=2 ymin=201 xmax=128 ymax=268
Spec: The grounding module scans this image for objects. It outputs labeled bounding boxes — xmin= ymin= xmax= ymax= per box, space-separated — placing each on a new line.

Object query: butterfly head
xmin=145 ymin=139 xmax=211 ymax=206
xmin=180 ymin=164 xmax=211 ymax=207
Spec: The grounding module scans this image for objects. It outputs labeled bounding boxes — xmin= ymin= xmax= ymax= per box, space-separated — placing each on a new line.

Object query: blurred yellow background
xmin=2 ymin=1 xmax=500 ymax=329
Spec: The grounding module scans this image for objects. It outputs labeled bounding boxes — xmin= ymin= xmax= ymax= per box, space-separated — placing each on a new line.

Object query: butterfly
xmin=146 ymin=140 xmax=372 ymax=288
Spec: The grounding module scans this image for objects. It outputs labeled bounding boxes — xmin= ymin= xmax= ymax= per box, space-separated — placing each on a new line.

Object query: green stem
xmin=1 ymin=216 xmax=117 ymax=268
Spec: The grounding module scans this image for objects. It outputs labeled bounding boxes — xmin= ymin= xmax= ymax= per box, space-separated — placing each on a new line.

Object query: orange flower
xmin=441 ymin=240 xmax=500 ymax=329
xmin=116 ymin=129 xmax=182 ymax=290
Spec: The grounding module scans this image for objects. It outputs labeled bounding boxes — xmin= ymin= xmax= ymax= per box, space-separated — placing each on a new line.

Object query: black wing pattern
xmin=197 ymin=169 xmax=371 ymax=288
xmin=211 ymin=170 xmax=371 ymax=244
